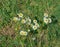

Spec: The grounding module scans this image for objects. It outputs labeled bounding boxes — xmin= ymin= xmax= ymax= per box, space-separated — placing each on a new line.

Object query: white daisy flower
xmin=35 ymin=23 xmax=40 ymax=28
xmin=20 ymin=31 xmax=28 ymax=36
xmin=21 ymin=19 xmax=26 ymax=24
xmin=13 ymin=17 xmax=20 ymax=22
xmin=44 ymin=13 xmax=48 ymax=17
xmin=44 ymin=17 xmax=49 ymax=24
xmin=32 ymin=25 xmax=38 ymax=30
xmin=33 ymin=19 xmax=37 ymax=23
xmin=17 ymin=13 xmax=23 ymax=18
xmin=48 ymin=18 xmax=52 ymax=23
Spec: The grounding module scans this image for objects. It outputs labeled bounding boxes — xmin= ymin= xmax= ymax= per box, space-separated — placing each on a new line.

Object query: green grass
xmin=0 ymin=0 xmax=60 ymax=47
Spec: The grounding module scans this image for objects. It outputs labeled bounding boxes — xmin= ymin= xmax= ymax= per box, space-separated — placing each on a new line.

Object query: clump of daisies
xmin=29 ymin=19 xmax=40 ymax=31
xmin=18 ymin=14 xmax=40 ymax=35
xmin=13 ymin=13 xmax=23 ymax=22
xmin=13 ymin=12 xmax=58 ymax=36
xmin=20 ymin=30 xmax=28 ymax=36
xmin=43 ymin=13 xmax=52 ymax=24
xmin=12 ymin=11 xmax=58 ymax=37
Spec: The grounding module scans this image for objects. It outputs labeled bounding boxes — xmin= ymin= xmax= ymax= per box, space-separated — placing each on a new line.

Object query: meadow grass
xmin=0 ymin=0 xmax=60 ymax=47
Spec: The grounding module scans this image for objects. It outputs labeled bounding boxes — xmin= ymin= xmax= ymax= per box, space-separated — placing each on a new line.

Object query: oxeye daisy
xmin=48 ymin=18 xmax=52 ymax=23
xmin=44 ymin=13 xmax=48 ymax=17
xmin=13 ymin=17 xmax=20 ymax=22
xmin=20 ymin=31 xmax=28 ymax=36
xmin=17 ymin=13 xmax=23 ymax=18
xmin=33 ymin=19 xmax=37 ymax=23
xmin=44 ymin=17 xmax=49 ymax=24
xmin=35 ymin=23 xmax=40 ymax=28
xmin=21 ymin=19 xmax=26 ymax=24
xmin=32 ymin=25 xmax=38 ymax=30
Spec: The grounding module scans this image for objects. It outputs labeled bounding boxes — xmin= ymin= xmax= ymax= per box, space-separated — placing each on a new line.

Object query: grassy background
xmin=0 ymin=0 xmax=60 ymax=47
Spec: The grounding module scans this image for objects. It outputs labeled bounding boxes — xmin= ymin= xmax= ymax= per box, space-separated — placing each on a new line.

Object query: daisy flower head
xmin=13 ymin=17 xmax=20 ymax=22
xmin=20 ymin=31 xmax=28 ymax=36
xmin=21 ymin=19 xmax=26 ymax=24
xmin=44 ymin=17 xmax=49 ymax=24
xmin=33 ymin=19 xmax=37 ymax=23
xmin=17 ymin=13 xmax=23 ymax=18
xmin=32 ymin=25 xmax=38 ymax=30
xmin=35 ymin=23 xmax=40 ymax=28
xmin=48 ymin=18 xmax=52 ymax=23
xmin=44 ymin=13 xmax=48 ymax=17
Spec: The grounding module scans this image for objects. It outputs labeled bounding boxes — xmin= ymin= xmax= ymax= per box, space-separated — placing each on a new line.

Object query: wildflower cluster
xmin=13 ymin=12 xmax=40 ymax=36
xmin=13 ymin=12 xmax=58 ymax=36
xmin=43 ymin=13 xmax=52 ymax=24
xmin=13 ymin=13 xmax=23 ymax=22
